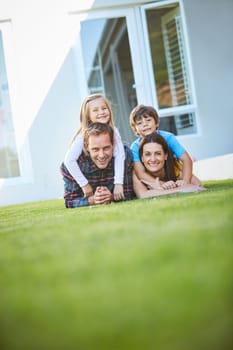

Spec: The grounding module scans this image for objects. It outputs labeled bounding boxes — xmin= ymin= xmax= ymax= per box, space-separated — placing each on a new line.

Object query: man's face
xmin=87 ymin=132 xmax=113 ymax=169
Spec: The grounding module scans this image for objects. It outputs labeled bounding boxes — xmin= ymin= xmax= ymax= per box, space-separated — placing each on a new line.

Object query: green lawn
xmin=0 ymin=180 xmax=233 ymax=350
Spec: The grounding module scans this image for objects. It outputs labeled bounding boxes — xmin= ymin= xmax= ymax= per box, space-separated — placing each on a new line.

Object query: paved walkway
xmin=193 ymin=153 xmax=233 ymax=181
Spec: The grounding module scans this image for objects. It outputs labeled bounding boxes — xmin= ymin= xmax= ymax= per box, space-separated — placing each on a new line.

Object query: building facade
xmin=0 ymin=0 xmax=233 ymax=205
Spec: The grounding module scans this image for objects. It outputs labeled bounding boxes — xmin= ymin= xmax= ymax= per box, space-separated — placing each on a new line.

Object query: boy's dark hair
xmin=83 ymin=122 xmax=114 ymax=151
xmin=129 ymin=104 xmax=159 ymax=135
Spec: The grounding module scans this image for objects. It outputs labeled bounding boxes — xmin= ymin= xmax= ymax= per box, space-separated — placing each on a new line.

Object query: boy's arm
xmin=164 ymin=132 xmax=193 ymax=184
xmin=179 ymin=151 xmax=193 ymax=184
xmin=134 ymin=161 xmax=158 ymax=184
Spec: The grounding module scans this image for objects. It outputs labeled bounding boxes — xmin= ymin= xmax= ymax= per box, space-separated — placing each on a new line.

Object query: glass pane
xmin=0 ymin=31 xmax=20 ymax=178
xmin=146 ymin=4 xmax=192 ymax=109
xmin=159 ymin=113 xmax=197 ymax=136
xmin=80 ymin=17 xmax=137 ymax=144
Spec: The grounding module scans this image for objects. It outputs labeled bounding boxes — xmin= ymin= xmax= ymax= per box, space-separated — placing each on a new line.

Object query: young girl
xmin=64 ymin=93 xmax=125 ymax=201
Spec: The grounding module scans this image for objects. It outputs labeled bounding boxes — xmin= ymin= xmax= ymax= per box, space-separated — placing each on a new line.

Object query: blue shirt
xmin=130 ymin=130 xmax=186 ymax=162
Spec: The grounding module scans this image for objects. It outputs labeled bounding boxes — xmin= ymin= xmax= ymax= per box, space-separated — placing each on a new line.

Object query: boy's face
xmin=134 ymin=115 xmax=159 ymax=137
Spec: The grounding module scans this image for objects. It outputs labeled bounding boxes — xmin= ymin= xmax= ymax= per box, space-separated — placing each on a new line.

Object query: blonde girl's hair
xmin=71 ymin=93 xmax=115 ymax=144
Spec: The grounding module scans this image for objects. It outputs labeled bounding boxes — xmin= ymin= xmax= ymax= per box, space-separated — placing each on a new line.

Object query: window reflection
xmin=80 ymin=17 xmax=137 ymax=144
xmin=159 ymin=113 xmax=196 ymax=136
xmin=146 ymin=5 xmax=192 ymax=109
xmin=0 ymin=31 xmax=20 ymax=178
xmin=146 ymin=3 xmax=196 ymax=135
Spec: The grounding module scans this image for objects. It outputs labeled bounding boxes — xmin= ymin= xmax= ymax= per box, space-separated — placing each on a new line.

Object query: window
xmin=142 ymin=1 xmax=197 ymax=135
xmin=0 ymin=29 xmax=20 ymax=178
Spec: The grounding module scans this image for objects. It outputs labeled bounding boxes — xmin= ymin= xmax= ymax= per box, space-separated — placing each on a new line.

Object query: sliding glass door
xmin=77 ymin=1 xmax=197 ymax=143
xmin=80 ymin=16 xmax=137 ymax=144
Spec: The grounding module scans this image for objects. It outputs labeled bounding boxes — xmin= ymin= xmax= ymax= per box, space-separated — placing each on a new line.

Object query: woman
xmin=133 ymin=133 xmax=204 ymax=199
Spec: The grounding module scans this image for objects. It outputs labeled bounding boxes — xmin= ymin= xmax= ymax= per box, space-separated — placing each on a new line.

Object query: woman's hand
xmin=113 ymin=184 xmax=125 ymax=201
xmin=161 ymin=180 xmax=177 ymax=190
xmin=176 ymin=179 xmax=188 ymax=187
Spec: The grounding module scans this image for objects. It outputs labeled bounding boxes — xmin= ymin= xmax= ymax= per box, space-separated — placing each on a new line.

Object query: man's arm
xmin=61 ymin=161 xmax=91 ymax=208
xmin=65 ymin=197 xmax=89 ymax=208
xmin=122 ymin=146 xmax=136 ymax=200
xmin=65 ymin=187 xmax=113 ymax=207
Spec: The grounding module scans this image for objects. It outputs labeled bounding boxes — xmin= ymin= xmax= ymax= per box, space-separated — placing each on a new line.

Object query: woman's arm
xmin=133 ymin=172 xmax=170 ymax=198
xmin=133 ymin=172 xmax=203 ymax=199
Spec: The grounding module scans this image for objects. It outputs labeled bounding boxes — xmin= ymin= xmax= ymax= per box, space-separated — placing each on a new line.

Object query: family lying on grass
xmin=60 ymin=94 xmax=204 ymax=208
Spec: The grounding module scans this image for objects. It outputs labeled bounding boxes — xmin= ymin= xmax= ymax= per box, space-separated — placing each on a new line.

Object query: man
xmin=60 ymin=123 xmax=135 ymax=208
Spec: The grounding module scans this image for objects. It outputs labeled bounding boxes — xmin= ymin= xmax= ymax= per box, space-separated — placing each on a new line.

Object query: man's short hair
xmin=83 ymin=122 xmax=114 ymax=151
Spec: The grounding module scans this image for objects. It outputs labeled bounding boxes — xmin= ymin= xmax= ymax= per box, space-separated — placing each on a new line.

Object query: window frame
xmin=140 ymin=0 xmax=199 ymax=137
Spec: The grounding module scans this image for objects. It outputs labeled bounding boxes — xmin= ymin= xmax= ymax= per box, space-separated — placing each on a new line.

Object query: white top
xmin=64 ymin=127 xmax=125 ymax=187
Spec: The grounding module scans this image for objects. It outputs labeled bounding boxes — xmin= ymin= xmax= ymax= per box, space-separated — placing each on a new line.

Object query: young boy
xmin=130 ymin=104 xmax=194 ymax=187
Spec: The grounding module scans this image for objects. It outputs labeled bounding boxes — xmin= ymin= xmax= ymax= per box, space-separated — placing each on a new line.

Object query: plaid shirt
xmin=60 ymin=145 xmax=135 ymax=208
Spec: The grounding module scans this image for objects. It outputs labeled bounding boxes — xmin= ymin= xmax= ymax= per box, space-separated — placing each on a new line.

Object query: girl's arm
xmin=113 ymin=128 xmax=125 ymax=184
xmin=64 ymin=135 xmax=93 ymax=197
xmin=113 ymin=128 xmax=125 ymax=200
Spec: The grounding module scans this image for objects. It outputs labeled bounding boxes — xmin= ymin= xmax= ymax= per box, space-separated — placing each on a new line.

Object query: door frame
xmin=71 ymin=7 xmax=154 ymax=107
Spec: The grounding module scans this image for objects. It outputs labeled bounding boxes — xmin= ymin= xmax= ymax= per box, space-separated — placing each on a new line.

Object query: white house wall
xmin=180 ymin=0 xmax=233 ymax=159
xmin=0 ymin=0 xmax=232 ymax=206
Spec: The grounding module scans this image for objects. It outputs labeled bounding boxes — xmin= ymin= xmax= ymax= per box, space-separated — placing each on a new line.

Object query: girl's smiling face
xmin=88 ymin=98 xmax=110 ymax=124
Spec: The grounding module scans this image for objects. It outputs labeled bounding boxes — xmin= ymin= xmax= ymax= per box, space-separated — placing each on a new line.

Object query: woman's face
xmin=141 ymin=142 xmax=167 ymax=174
